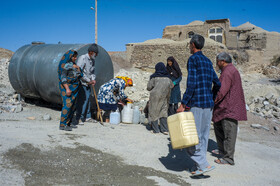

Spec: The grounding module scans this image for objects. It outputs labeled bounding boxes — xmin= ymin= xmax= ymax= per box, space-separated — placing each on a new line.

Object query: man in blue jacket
xmin=177 ymin=34 xmax=221 ymax=176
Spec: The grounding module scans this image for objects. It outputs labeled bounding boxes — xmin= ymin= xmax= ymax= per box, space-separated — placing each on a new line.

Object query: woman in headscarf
xmin=97 ymin=76 xmax=133 ymax=122
xmin=147 ymin=62 xmax=174 ymax=134
xmin=166 ymin=56 xmax=182 ymax=116
xmin=58 ymin=50 xmax=83 ymax=131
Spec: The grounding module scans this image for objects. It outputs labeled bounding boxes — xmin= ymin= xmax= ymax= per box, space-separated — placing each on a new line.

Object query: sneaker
xmin=65 ymin=125 xmax=72 ymax=131
xmin=151 ymin=130 xmax=159 ymax=134
xmin=59 ymin=126 xmax=65 ymax=130
xmin=85 ymin=118 xmax=91 ymax=122
xmin=70 ymin=124 xmax=78 ymax=129
xmin=85 ymin=118 xmax=97 ymax=122
xmin=78 ymin=120 xmax=84 ymax=125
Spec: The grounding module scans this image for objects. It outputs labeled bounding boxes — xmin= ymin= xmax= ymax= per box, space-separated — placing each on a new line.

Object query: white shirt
xmin=77 ymin=53 xmax=96 ymax=86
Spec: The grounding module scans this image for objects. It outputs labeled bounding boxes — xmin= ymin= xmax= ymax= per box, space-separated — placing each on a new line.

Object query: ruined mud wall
xmin=162 ymin=21 xmax=230 ymax=45
xmin=226 ymin=32 xmax=238 ymax=49
xmin=263 ymin=32 xmax=280 ymax=63
xmin=163 ymin=25 xmax=207 ymax=41
xmin=126 ymin=38 xmax=227 ymax=69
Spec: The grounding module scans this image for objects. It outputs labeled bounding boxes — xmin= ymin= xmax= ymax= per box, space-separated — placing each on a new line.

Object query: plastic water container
xmin=132 ymin=106 xmax=140 ymax=124
xmin=167 ymin=112 xmax=199 ymax=149
xmin=139 ymin=113 xmax=146 ymax=124
xmin=110 ymin=109 xmax=120 ymax=125
xmin=121 ymin=103 xmax=133 ymax=124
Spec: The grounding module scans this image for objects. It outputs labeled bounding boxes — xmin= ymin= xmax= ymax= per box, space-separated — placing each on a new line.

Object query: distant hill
xmin=0 ymin=48 xmax=13 ymax=59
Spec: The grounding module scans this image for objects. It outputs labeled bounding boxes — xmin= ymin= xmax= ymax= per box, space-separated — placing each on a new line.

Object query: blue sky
xmin=1 ymin=0 xmax=280 ymax=52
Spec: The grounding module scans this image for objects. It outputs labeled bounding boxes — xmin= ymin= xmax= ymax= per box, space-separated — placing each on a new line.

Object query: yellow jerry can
xmin=167 ymin=112 xmax=199 ymax=149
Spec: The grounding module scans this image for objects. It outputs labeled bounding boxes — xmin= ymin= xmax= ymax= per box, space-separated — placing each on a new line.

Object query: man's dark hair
xmin=190 ymin=34 xmax=205 ymax=49
xmin=88 ymin=43 xmax=99 ymax=53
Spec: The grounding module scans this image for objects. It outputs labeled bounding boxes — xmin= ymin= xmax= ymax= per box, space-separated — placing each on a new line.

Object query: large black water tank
xmin=8 ymin=43 xmax=114 ymax=104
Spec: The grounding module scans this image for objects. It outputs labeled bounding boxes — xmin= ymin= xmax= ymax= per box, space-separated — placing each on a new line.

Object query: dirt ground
xmin=1 ymin=49 xmax=280 ymax=185
xmin=0 ymin=100 xmax=280 ymax=186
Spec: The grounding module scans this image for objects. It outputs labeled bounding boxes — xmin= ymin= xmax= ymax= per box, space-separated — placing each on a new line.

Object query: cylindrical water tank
xmin=8 ymin=43 xmax=113 ymax=104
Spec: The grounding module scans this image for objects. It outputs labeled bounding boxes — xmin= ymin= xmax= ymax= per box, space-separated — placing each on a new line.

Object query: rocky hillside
xmin=0 ymin=48 xmax=13 ymax=87
xmin=0 ymin=48 xmax=13 ymax=59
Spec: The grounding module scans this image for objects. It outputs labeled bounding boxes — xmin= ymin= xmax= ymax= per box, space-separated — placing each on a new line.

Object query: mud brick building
xmin=126 ymin=19 xmax=280 ymax=69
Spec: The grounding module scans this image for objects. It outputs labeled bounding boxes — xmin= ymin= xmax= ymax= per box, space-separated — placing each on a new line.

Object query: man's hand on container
xmin=88 ymin=80 xmax=96 ymax=86
xmin=177 ymin=103 xmax=185 ymax=112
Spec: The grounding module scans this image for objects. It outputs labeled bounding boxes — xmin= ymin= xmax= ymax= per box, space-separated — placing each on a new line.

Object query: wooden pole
xmin=91 ymin=85 xmax=103 ymax=124
xmin=95 ymin=0 xmax=98 ymax=44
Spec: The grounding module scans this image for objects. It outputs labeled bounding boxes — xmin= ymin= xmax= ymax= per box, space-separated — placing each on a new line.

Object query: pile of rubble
xmin=0 ymin=90 xmax=23 ymax=114
xmin=0 ymin=48 xmax=22 ymax=114
xmin=262 ymin=66 xmax=280 ymax=79
xmin=0 ymin=58 xmax=11 ymax=87
xmin=247 ymin=93 xmax=280 ymax=119
xmin=114 ymin=65 xmax=280 ymax=123
xmin=115 ymin=68 xmax=151 ymax=110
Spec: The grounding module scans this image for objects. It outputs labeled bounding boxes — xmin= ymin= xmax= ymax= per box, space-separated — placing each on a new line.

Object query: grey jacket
xmin=77 ymin=53 xmax=96 ymax=86
xmin=147 ymin=77 xmax=173 ymax=121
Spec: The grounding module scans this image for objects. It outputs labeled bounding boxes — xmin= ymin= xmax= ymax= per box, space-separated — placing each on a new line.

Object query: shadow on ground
xmin=159 ymin=139 xmax=219 ymax=172
xmin=3 ymin=143 xmax=190 ymax=186
xmin=159 ymin=140 xmax=194 ymax=172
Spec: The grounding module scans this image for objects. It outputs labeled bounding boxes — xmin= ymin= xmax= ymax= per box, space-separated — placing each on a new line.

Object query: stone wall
xmin=264 ymin=32 xmax=280 ymax=63
xmin=126 ymin=38 xmax=227 ymax=69
xmin=226 ymin=31 xmax=238 ymax=49
xmin=127 ymin=19 xmax=280 ymax=75
xmin=162 ymin=21 xmax=230 ymax=45
xmin=161 ymin=19 xmax=280 ymax=57
xmin=163 ymin=25 xmax=207 ymax=41
xmin=236 ymin=32 xmax=267 ymax=50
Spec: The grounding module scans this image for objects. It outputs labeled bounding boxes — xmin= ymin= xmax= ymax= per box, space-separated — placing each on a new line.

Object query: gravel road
xmin=0 ymin=103 xmax=280 ymax=186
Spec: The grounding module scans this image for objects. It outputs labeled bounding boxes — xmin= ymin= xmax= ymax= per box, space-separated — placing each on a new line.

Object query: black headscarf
xmin=150 ymin=62 xmax=170 ymax=80
xmin=166 ymin=56 xmax=182 ymax=79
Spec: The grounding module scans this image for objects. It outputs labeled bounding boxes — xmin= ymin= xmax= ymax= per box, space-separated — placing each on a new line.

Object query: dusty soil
xmin=0 ymin=105 xmax=190 ymax=186
xmin=3 ymin=144 xmax=187 ymax=186
xmin=0 ymin=101 xmax=280 ymax=186
xmin=1 ymin=49 xmax=280 ymax=185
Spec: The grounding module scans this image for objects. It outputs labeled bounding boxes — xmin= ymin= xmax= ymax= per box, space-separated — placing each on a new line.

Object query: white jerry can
xmin=167 ymin=112 xmax=199 ymax=149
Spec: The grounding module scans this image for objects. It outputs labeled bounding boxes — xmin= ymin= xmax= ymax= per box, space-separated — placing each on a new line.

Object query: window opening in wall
xmin=209 ymin=28 xmax=215 ymax=33
xmin=208 ymin=27 xmax=223 ymax=43
xmin=179 ymin=32 xmax=182 ymax=38
xmin=188 ymin=31 xmax=194 ymax=38
xmin=216 ymin=35 xmax=222 ymax=43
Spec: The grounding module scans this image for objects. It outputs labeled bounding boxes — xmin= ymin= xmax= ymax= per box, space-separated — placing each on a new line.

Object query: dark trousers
xmin=76 ymin=86 xmax=91 ymax=122
xmin=214 ymin=118 xmax=238 ymax=165
xmin=168 ymin=103 xmax=178 ymax=116
xmin=151 ymin=117 xmax=168 ymax=133
xmin=102 ymin=110 xmax=111 ymax=121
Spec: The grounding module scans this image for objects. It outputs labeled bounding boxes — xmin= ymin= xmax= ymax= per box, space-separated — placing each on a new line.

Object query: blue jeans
xmin=186 ymin=107 xmax=213 ymax=170
xmin=76 ymin=85 xmax=91 ymax=122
